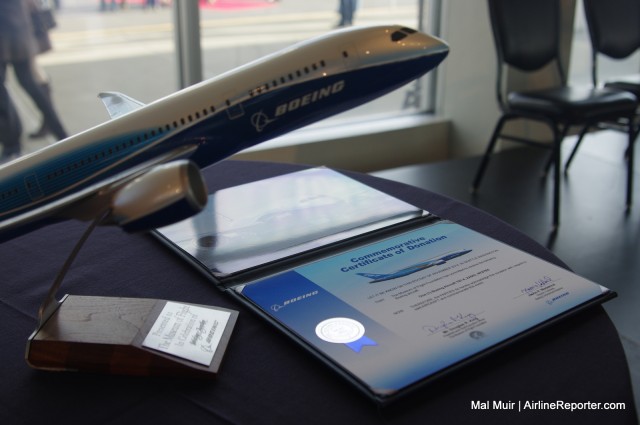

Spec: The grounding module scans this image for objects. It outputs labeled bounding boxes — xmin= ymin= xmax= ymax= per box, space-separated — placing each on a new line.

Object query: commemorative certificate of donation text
xmin=235 ymin=220 xmax=612 ymax=400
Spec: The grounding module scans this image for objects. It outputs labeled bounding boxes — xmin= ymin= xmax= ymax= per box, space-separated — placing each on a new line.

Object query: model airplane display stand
xmin=4 ymin=24 xmax=448 ymax=382
xmin=25 ymin=216 xmax=238 ymax=378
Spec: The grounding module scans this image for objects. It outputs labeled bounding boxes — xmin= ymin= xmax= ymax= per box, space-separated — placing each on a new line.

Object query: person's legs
xmin=343 ymin=0 xmax=355 ymax=25
xmin=13 ymin=59 xmax=67 ymax=141
xmin=0 ymin=62 xmax=23 ymax=158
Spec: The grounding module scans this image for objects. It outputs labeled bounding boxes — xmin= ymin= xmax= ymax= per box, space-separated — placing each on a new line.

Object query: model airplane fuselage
xmin=0 ymin=25 xmax=448 ymax=241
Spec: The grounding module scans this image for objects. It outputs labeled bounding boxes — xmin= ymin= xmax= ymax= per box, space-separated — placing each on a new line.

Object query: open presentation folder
xmin=154 ymin=167 xmax=614 ymax=404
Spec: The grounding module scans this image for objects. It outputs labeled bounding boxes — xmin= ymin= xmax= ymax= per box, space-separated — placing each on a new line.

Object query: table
xmin=0 ymin=160 xmax=636 ymax=424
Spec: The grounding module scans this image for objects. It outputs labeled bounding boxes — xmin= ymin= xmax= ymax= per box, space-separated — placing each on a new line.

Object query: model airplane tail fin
xmin=98 ymin=92 xmax=146 ymax=119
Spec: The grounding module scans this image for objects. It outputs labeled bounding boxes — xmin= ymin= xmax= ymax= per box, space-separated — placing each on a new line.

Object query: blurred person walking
xmin=28 ymin=0 xmax=65 ymax=139
xmin=337 ymin=0 xmax=357 ymax=27
xmin=0 ymin=0 xmax=67 ymax=161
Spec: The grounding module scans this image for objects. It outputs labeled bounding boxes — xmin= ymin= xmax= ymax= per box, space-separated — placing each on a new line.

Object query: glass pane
xmin=13 ymin=0 xmax=176 ymax=155
xmin=569 ymin=1 xmax=640 ymax=86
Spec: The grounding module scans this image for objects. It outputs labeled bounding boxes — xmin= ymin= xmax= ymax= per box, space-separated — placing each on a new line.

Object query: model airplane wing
xmin=0 ymin=145 xmax=205 ymax=242
xmin=98 ymin=92 xmax=146 ymax=119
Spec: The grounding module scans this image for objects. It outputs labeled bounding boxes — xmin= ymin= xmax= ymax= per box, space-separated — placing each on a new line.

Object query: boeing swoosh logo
xmin=251 ymin=111 xmax=277 ymax=132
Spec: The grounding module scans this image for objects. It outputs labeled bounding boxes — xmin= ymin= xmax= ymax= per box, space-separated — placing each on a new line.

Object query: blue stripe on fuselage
xmin=0 ymin=130 xmax=167 ymax=219
xmin=188 ymin=53 xmax=445 ymax=168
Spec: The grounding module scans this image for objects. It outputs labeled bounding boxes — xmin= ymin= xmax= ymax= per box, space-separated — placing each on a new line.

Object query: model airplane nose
xmin=400 ymin=28 xmax=449 ymax=58
xmin=355 ymin=25 xmax=449 ymax=68
xmin=391 ymin=27 xmax=449 ymax=73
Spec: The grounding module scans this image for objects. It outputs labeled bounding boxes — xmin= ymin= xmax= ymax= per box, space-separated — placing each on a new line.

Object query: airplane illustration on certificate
xmin=357 ymin=249 xmax=472 ymax=283
xmin=0 ymin=25 xmax=448 ymax=242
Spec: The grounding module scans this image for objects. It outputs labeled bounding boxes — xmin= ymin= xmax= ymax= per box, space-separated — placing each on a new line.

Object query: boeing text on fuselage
xmin=275 ymin=80 xmax=346 ymax=117
xmin=251 ymin=80 xmax=346 ymax=133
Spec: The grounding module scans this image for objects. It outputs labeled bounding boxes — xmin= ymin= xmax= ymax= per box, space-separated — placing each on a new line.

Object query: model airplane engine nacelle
xmin=109 ymin=160 xmax=208 ymax=233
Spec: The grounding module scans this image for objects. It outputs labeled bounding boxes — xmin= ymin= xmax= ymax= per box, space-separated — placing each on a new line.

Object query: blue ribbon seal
xmin=345 ymin=335 xmax=378 ymax=352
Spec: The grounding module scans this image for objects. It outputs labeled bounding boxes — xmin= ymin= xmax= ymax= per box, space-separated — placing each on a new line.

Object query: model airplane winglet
xmin=0 ymin=25 xmax=449 ymax=242
xmin=98 ymin=92 xmax=146 ymax=119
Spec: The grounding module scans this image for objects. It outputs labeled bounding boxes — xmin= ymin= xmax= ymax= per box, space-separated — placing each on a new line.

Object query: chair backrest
xmin=488 ymin=0 xmax=561 ymax=72
xmin=488 ymin=0 xmax=564 ymax=110
xmin=583 ymin=0 xmax=640 ymax=60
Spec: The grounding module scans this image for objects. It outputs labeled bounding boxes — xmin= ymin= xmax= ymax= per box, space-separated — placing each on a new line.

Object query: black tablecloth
xmin=0 ymin=160 xmax=636 ymax=425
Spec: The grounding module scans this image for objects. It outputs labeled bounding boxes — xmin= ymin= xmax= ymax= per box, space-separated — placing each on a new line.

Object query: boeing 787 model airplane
xmin=357 ymin=249 xmax=472 ymax=283
xmin=0 ymin=25 xmax=448 ymax=242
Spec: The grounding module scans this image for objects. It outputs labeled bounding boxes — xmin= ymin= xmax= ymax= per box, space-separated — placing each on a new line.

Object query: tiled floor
xmin=372 ymin=130 xmax=640 ymax=416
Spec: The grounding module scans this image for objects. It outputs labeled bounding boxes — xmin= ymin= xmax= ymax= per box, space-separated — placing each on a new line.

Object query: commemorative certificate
xmin=234 ymin=220 xmax=612 ymax=401
xmin=155 ymin=168 xmax=614 ymax=403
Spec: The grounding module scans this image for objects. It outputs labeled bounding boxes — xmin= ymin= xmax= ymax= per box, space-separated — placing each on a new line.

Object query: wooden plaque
xmin=26 ymin=295 xmax=238 ymax=378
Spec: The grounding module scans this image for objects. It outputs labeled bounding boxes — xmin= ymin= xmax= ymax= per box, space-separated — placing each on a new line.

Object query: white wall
xmin=437 ymin=0 xmax=497 ymax=157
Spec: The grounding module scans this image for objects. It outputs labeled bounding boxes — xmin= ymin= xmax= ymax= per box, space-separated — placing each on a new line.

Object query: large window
xmin=16 ymin=0 xmax=436 ymax=150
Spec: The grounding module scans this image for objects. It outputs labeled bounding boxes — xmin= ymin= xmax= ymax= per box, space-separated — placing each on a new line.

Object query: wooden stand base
xmin=26 ymin=295 xmax=236 ymax=378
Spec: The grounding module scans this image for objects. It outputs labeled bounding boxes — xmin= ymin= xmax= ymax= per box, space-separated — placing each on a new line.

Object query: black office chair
xmin=471 ymin=0 xmax=638 ymax=229
xmin=564 ymin=0 xmax=640 ymax=170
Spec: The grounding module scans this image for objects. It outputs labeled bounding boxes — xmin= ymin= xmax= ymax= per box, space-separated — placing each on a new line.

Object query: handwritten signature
xmin=189 ymin=319 xmax=208 ymax=346
xmin=521 ymin=275 xmax=558 ymax=296
xmin=546 ymin=291 xmax=570 ymax=306
xmin=422 ymin=312 xmax=484 ymax=335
